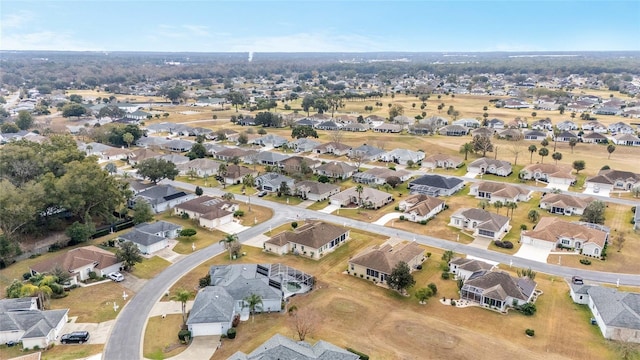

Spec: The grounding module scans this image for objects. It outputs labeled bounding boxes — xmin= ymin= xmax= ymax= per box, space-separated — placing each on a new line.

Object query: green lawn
xmin=307 ymin=199 xmax=330 ymax=210
xmin=132 ymin=256 xmax=172 ymax=279
xmin=261 ymin=193 xmax=304 ymax=205
xmin=50 ymin=281 xmax=131 ymax=322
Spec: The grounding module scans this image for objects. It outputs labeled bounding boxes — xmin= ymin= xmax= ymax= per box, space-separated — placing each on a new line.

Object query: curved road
xmin=104 ymin=181 xmax=640 ymax=360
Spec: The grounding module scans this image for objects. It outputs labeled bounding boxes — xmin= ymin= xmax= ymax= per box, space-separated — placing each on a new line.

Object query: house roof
xmin=402 ymin=194 xmax=445 ymax=216
xmin=587 ymin=169 xmax=640 ymax=185
xmin=0 ymin=309 xmax=68 ymax=339
xmin=294 ymin=181 xmax=339 ymax=195
xmin=409 ymin=174 xmax=464 ymax=190
xmin=468 ymin=157 xmax=512 ymax=171
xmin=316 ymin=161 xmax=357 ymax=175
xmin=452 ymin=208 xmax=510 ymax=232
xmin=186 ymin=287 xmax=235 ymax=325
xmin=135 ymin=185 xmax=189 ymax=206
xmin=449 ymin=257 xmax=494 ymax=273
xmin=225 ymin=164 xmax=256 ymax=179
xmin=423 ymin=153 xmax=463 ymax=164
xmin=523 ymin=163 xmax=575 ymax=179
xmin=0 ymin=298 xmax=38 ymax=312
xmin=587 ymin=287 xmax=640 ymax=330
xmin=314 ymin=142 xmax=352 ymax=151
xmin=176 ymin=158 xmax=221 ymax=172
xmin=266 ymin=221 xmax=349 ymax=249
xmin=463 ymin=271 xmax=536 ymax=302
xmin=253 ymin=151 xmax=290 ymax=163
xmin=540 ymin=193 xmax=594 ymax=209
xmin=174 ymin=196 xmax=235 ymax=220
xmin=472 ymin=181 xmax=531 ymax=199
xmin=31 ymin=246 xmax=121 ymax=274
xmin=330 ymin=186 xmax=392 ymax=206
xmin=523 ymin=217 xmax=608 ymax=248
xmin=120 ymin=221 xmax=181 ymax=246
xmin=228 ymin=333 xmax=360 ymax=360
xmin=351 ymin=144 xmax=385 ymax=157
xmin=350 ymin=241 xmax=424 ymax=275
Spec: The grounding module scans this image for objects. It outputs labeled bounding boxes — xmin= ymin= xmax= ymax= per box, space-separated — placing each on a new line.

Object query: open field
xmin=49 ymin=281 xmax=131 ymax=323
xmin=131 ymin=256 xmax=172 ymax=279
xmin=0 ymin=344 xmax=104 ymax=360
xmin=157 ymin=227 xmax=623 ymax=360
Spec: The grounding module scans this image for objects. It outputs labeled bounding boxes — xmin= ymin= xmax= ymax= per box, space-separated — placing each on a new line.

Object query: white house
xmin=467 ymin=158 xmax=513 ymax=177
xmin=0 ymin=301 xmax=68 ymax=350
xmin=520 ymin=217 xmax=608 ymax=257
xmin=119 ymin=221 xmax=182 ymax=254
xmin=30 ymin=246 xmax=123 ymax=285
xmin=449 ymin=257 xmax=495 ymax=281
xmin=398 ymin=194 xmax=445 ymax=223
xmin=173 ymin=196 xmax=237 ymax=230
xmin=449 ymin=208 xmax=510 ymax=240
xmin=469 ymin=182 xmax=532 ymax=203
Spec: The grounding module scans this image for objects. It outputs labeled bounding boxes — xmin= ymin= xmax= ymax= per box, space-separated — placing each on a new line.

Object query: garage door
xmin=190 ymin=323 xmax=222 ymax=336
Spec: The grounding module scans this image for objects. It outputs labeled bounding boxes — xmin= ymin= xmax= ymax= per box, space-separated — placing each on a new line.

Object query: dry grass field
xmin=143 ymin=314 xmax=187 ymax=359
xmin=158 ymin=230 xmax=623 ymax=360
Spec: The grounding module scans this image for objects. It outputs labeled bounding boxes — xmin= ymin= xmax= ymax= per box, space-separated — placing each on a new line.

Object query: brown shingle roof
xmin=523 ymin=217 xmax=607 ymax=247
xmin=267 ymin=221 xmax=349 ymax=249
xmin=174 ymin=196 xmax=234 ymax=220
xmin=350 ymin=241 xmax=424 ymax=274
xmin=473 ymin=181 xmax=530 ymax=199
xmin=30 ymin=246 xmax=120 ymax=274
xmin=540 ymin=193 xmax=594 ymax=209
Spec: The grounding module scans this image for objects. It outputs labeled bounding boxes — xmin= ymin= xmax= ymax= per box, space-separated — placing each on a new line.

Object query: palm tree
xmin=219 ymin=233 xmax=239 ymax=259
xmin=243 ymin=174 xmax=255 ymax=211
xmin=552 ymin=152 xmax=562 ymax=165
xmin=569 ymin=138 xmax=577 ymax=154
xmin=528 ymin=209 xmax=540 ymax=223
xmin=217 ymin=163 xmax=228 ymax=189
xmin=540 ymin=138 xmax=549 ymax=148
xmin=243 ymin=293 xmax=263 ymax=322
xmin=478 ymin=200 xmax=489 ymax=210
xmin=607 ymin=144 xmax=616 ymax=159
xmin=493 ymin=201 xmax=504 ymax=214
xmin=552 ymin=126 xmax=561 ymax=152
xmin=505 ymin=201 xmax=518 ymax=218
xmin=528 ymin=145 xmax=537 ymax=164
xmin=171 ymin=289 xmax=193 ymax=326
xmin=459 ymin=142 xmax=474 ymax=161
xmin=355 ymin=184 xmax=364 ymax=206
xmin=539 ymin=148 xmax=549 ymax=163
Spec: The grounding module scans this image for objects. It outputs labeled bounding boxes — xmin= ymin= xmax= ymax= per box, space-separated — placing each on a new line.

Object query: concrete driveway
xmin=216 ymin=221 xmax=249 ymax=234
xmin=166 ymin=335 xmax=220 ymax=360
xmin=546 ymin=182 xmax=570 ymax=191
xmin=468 ymin=236 xmax=492 ymax=249
xmin=515 ymin=243 xmax=553 ymax=263
xmin=463 ymin=171 xmax=480 ymax=179
xmin=243 ymin=234 xmax=270 ymax=248
xmin=319 ymin=204 xmax=340 ymax=214
xmin=583 ymin=186 xmax=610 ymax=197
xmin=373 ymin=212 xmax=402 ymax=225
xmin=59 ymin=318 xmax=114 ymax=344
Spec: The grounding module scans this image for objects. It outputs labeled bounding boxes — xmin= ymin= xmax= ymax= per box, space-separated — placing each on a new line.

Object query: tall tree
xmin=538 ymin=147 xmax=549 ymax=163
xmin=243 ymin=293 xmax=263 ymax=322
xmin=132 ymin=200 xmax=154 ymax=224
xmin=355 ymin=184 xmax=364 ymax=206
xmin=16 ymin=111 xmax=34 ymax=130
xmin=217 ymin=163 xmax=228 ymax=188
xmin=569 ymin=138 xmax=577 ymax=154
xmin=226 ymin=91 xmax=246 ymax=112
xmin=572 ymin=160 xmax=586 ymax=174
xmin=493 ymin=200 xmax=504 ymax=214
xmin=472 ymin=135 xmax=493 ymax=157
xmin=171 ymin=289 xmax=193 ymax=326
xmin=528 ymin=209 xmax=540 ymax=223
xmin=459 ymin=142 xmax=474 ymax=160
xmin=388 ymin=104 xmax=404 ymax=119
xmin=552 ymin=152 xmax=563 ymax=164
xmin=122 ymin=132 xmax=134 ymax=148
xmin=136 ymin=158 xmax=179 ymax=184
xmin=528 ymin=145 xmax=537 ymax=164
xmin=288 ymin=307 xmax=319 ymax=341
xmin=580 ymin=200 xmax=606 ymax=224
xmin=607 ymin=144 xmax=616 ymax=159
xmin=61 ymin=103 xmax=88 ymax=118
xmin=219 ymin=233 xmax=239 ymax=259
xmin=116 ymin=241 xmax=143 ymax=271
xmin=386 ymin=261 xmax=415 ymax=295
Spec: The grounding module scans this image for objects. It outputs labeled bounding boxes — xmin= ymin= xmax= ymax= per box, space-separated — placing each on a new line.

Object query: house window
xmin=366 ymin=269 xmax=379 ymax=278
xmin=455 ymin=219 xmax=460 ymax=225
xmin=478 ymin=229 xmax=494 ymax=238
xmin=594 ymin=248 xmax=599 ymax=255
xmin=350 ymin=264 xmax=354 ymax=271
xmin=561 ymin=239 xmax=570 ymax=245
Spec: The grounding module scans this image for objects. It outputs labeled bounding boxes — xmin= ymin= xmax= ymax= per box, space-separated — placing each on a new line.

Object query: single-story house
xmin=398 ymin=194 xmax=445 ymax=222
xmin=578 ymin=286 xmax=640 ymax=343
xmin=352 ymin=167 xmax=411 ymax=185
xmin=449 ymin=257 xmax=495 ymax=281
xmin=349 ymin=144 xmax=385 ymax=161
xmin=214 ymin=148 xmax=257 ymax=163
xmin=330 ymin=186 xmax=393 ymax=209
xmin=30 ymin=246 xmax=123 ymax=285
xmin=348 ymin=240 xmax=426 ymax=283
xmin=460 ymin=270 xmax=537 ymax=312
xmin=449 ymin=208 xmax=511 ymax=240
xmin=251 ymin=151 xmax=290 ymax=166
xmin=438 ymin=124 xmax=469 ymax=136
xmin=523 ymin=130 xmax=548 ymax=141
xmin=288 ymin=138 xmax=320 ymax=153
xmin=313 ymin=142 xmax=352 ymax=156
xmin=469 ymin=181 xmax=532 ymax=203
xmin=173 ymin=196 xmax=237 ymax=229
xmin=119 ymin=221 xmax=182 ymax=255
xmin=373 ymin=123 xmax=402 ymax=133
xmin=128 ymin=148 xmax=162 ymax=165
xmin=379 ymin=148 xmax=425 ymax=165
xmin=467 ymin=158 xmax=512 ymax=177
xmin=0 ymin=300 xmax=68 ymax=349
xmin=228 ymin=333 xmax=360 ymax=360
xmin=223 ymin=165 xmax=259 ymax=185
xmin=255 ymin=173 xmax=295 ymax=193
xmin=520 ymin=217 xmax=608 ymax=257
xmin=520 ymin=163 xmax=576 ymax=185
xmin=251 ymin=134 xmax=288 ymax=148
xmin=315 ymin=161 xmax=357 ymax=180
xmin=581 ymin=132 xmax=609 ymax=144
xmin=177 ymin=158 xmax=221 ymax=178
xmin=586 ymin=169 xmax=640 ymax=191
xmin=582 ymin=121 xmax=608 ymax=133
xmin=556 ymin=120 xmax=578 ymax=131
xmin=422 ymin=154 xmax=463 ymax=169
xmin=130 ymin=184 xmax=195 ymax=213
xmin=635 ymin=207 xmax=640 ymax=231
xmin=162 ymin=139 xmax=194 ymax=153
xmin=186 ymin=286 xmax=235 ymax=337
xmin=408 ymin=174 xmax=465 ymax=197
xmin=278 ymin=156 xmax=320 ymax=175
xmin=539 ymin=193 xmax=595 ymax=216
xmin=264 ymin=221 xmax=349 ymax=260
xmin=293 ymin=180 xmax=340 ymax=201
xmin=608 ymin=121 xmax=635 ymax=135
xmin=156 ymin=153 xmax=190 ymax=166
xmin=613 ymin=134 xmax=640 ymax=146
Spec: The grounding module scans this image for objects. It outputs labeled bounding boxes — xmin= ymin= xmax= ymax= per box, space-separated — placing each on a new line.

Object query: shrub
xmin=518 ymin=303 xmax=537 ymax=316
xmin=580 ymin=258 xmax=592 ymax=265
xmin=22 ymin=272 xmax=32 ymax=280
xmin=494 ymin=240 xmax=504 ymax=248
xmin=441 ymin=272 xmax=450 ymax=280
xmin=346 ymin=347 xmax=370 ymax=360
xmin=420 ymin=220 xmax=428 ymax=225
xmin=181 ymin=212 xmax=189 ymax=219
xmin=520 ymin=224 xmax=528 ymax=230
xmin=234 ymin=210 xmax=245 ymax=217
xmin=503 ymin=241 xmax=514 ymax=249
xmin=428 ymin=283 xmax=438 ymax=295
xmin=178 ymin=329 xmax=191 ymax=343
xmin=227 ymin=328 xmax=236 ymax=339
xmin=232 ymin=314 xmax=240 ymax=328
xmin=88 ymin=271 xmax=97 ymax=280
xmin=426 ymin=252 xmax=432 ymax=258
xmin=199 ymin=274 xmax=211 ymax=288
xmin=451 ymin=300 xmax=456 ymax=306
xmin=525 ymin=328 xmax=535 ymax=337
xmin=394 ymin=206 xmax=400 ymax=211
xmin=48 ymin=242 xmax=63 ymax=252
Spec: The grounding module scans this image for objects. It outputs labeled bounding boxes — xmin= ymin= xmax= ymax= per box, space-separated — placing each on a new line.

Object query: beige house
xmin=539 ymin=193 xmax=595 ymax=215
xmin=469 ymin=181 xmax=532 ymax=203
xmin=173 ymin=196 xmax=237 ymax=229
xmin=520 ymin=217 xmax=608 ymax=257
xmin=449 ymin=208 xmax=511 ymax=240
xmin=520 ymin=163 xmax=576 ymax=185
xmin=330 ymin=186 xmax=393 ymax=209
xmin=422 ymin=154 xmax=464 ymax=169
xmin=348 ymin=240 xmax=425 ymax=283
xmin=264 ymin=222 xmax=350 ymax=260
xmin=30 ymin=246 xmax=123 ymax=285
xmin=398 ymin=194 xmax=445 ymax=222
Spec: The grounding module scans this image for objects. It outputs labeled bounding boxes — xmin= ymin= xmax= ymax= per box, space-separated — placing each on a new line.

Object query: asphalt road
xmin=104 ymin=179 xmax=640 ymax=360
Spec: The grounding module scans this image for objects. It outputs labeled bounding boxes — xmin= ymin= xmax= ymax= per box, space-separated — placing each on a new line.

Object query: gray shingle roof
xmin=186 ymin=287 xmax=235 ymax=325
xmin=227 ymin=333 xmax=359 ymax=360
xmin=409 ymin=174 xmax=464 ymax=190
xmin=588 ymin=287 xmax=640 ymax=330
xmin=0 ymin=309 xmax=68 ymax=339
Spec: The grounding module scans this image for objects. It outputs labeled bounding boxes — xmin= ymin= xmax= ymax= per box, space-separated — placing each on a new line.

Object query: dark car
xmin=572 ymin=276 xmax=584 ymax=285
xmin=61 ymin=331 xmax=90 ymax=344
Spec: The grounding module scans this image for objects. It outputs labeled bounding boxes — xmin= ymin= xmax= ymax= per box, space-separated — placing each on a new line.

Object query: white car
xmin=108 ymin=272 xmax=124 ymax=282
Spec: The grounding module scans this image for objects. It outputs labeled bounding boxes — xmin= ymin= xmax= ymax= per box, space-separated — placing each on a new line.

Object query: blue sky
xmin=1 ymin=1 xmax=639 ymax=52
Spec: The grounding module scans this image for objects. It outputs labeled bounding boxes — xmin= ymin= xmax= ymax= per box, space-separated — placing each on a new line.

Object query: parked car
xmin=108 ymin=272 xmax=124 ymax=282
xmin=257 ymin=190 xmax=268 ymax=197
xmin=572 ymin=276 xmax=584 ymax=285
xmin=61 ymin=331 xmax=90 ymax=344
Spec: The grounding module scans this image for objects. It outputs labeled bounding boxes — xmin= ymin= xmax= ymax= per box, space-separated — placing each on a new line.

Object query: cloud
xmin=1 ymin=10 xmax=34 ymax=29
xmin=0 ymin=31 xmax=102 ymax=51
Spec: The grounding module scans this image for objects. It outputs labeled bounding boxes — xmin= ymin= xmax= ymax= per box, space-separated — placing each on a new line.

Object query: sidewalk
xmin=149 ymin=300 xmax=195 ymax=317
